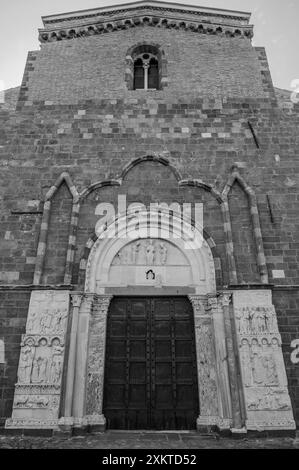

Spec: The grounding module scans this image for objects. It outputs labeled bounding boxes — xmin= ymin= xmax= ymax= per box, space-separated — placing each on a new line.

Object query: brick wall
xmin=0 ymin=23 xmax=299 ymax=427
xmin=0 ymin=290 xmax=30 ymax=427
xmin=22 ymin=29 xmax=268 ymax=105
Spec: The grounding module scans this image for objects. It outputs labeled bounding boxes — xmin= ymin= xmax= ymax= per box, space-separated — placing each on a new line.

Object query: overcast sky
xmin=0 ymin=0 xmax=298 ymax=91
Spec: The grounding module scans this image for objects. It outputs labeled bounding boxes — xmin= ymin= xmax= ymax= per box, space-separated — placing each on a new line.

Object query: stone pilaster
xmin=84 ymin=295 xmax=113 ymax=430
xmin=188 ymin=295 xmax=219 ymax=430
xmin=71 ymin=293 xmax=95 ymax=424
xmin=217 ymin=293 xmax=244 ymax=432
xmin=59 ymin=293 xmax=83 ymax=428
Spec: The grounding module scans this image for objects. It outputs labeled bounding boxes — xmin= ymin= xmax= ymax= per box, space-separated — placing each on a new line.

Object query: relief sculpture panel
xmin=233 ymin=290 xmax=295 ymax=431
xmin=6 ymin=290 xmax=70 ymax=429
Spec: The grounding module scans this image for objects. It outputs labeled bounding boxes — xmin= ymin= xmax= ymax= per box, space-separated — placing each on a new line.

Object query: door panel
xmin=103 ymin=296 xmax=199 ymax=429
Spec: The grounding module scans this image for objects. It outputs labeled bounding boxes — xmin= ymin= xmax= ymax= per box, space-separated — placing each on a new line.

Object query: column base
xmin=84 ymin=414 xmax=106 ymax=432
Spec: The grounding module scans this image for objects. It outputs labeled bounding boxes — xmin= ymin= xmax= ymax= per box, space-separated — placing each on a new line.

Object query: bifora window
xmin=133 ymin=53 xmax=159 ymax=90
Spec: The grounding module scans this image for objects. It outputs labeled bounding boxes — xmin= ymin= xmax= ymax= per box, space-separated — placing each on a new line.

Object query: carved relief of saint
xmin=146 ymin=241 xmax=155 ymax=265
xmin=40 ymin=309 xmax=53 ymax=333
xmin=238 ymin=309 xmax=250 ymax=335
xmin=131 ymin=241 xmax=141 ymax=264
xmin=27 ymin=310 xmax=39 ymax=332
xmin=251 ymin=339 xmax=265 ymax=385
xmin=50 ymin=339 xmax=64 ymax=384
xmin=240 ymin=339 xmax=252 ymax=386
xmin=261 ymin=338 xmax=279 ymax=385
xmin=18 ymin=339 xmax=35 ymax=383
xmin=34 ymin=338 xmax=49 ymax=383
xmin=52 ymin=309 xmax=68 ymax=334
xmin=159 ymin=242 xmax=167 ymax=265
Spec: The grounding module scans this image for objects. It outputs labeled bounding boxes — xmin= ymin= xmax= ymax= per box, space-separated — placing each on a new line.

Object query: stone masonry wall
xmin=0 ymin=26 xmax=299 ymax=427
xmin=21 ymin=28 xmax=269 ymax=105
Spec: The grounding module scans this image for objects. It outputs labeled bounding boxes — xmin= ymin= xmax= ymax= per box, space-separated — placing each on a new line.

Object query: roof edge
xmin=42 ymin=1 xmax=251 ymax=24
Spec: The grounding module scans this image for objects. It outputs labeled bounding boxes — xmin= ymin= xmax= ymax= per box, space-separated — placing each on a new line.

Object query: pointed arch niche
xmin=222 ymin=168 xmax=268 ymax=284
xmin=33 ymin=172 xmax=80 ymax=285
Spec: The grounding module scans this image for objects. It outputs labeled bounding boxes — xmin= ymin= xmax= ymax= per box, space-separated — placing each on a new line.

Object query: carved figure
xmin=251 ymin=339 xmax=265 ymax=385
xmin=159 ymin=242 xmax=167 ymax=265
xmin=18 ymin=339 xmax=35 ymax=383
xmin=146 ymin=241 xmax=155 ymax=265
xmin=261 ymin=339 xmax=279 ymax=385
xmin=131 ymin=241 xmax=141 ymax=264
xmin=40 ymin=310 xmax=53 ymax=333
xmin=240 ymin=338 xmax=252 ymax=386
xmin=50 ymin=339 xmax=64 ymax=384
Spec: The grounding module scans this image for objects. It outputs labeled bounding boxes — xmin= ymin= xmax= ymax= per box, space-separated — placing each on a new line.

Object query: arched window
xmin=133 ymin=53 xmax=159 ymax=90
xmin=126 ymin=43 xmax=167 ymax=91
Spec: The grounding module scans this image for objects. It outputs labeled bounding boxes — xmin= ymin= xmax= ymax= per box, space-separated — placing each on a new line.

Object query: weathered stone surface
xmin=0 ymin=1 xmax=299 ymax=431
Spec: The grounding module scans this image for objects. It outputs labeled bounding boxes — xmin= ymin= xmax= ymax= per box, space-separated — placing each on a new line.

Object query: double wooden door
xmin=103 ymin=296 xmax=199 ymax=430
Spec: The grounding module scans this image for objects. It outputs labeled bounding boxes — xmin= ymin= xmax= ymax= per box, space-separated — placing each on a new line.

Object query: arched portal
xmin=84 ymin=208 xmax=216 ymax=295
xmin=78 ymin=209 xmax=233 ymax=431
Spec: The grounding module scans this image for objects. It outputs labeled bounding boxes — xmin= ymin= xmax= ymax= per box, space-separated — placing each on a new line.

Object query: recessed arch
xmin=119 ymin=154 xmax=182 ymax=181
xmin=79 ymin=208 xmax=217 ymax=294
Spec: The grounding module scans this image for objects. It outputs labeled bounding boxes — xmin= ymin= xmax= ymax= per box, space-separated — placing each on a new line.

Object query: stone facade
xmin=0 ymin=1 xmax=299 ymax=432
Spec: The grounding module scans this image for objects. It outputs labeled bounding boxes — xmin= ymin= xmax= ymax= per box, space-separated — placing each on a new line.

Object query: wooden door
xmin=103 ymin=296 xmax=199 ymax=429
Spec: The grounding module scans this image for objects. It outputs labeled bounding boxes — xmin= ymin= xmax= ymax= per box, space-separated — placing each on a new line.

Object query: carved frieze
xmin=112 ymin=239 xmax=170 ymax=266
xmin=235 ymin=306 xmax=278 ymax=337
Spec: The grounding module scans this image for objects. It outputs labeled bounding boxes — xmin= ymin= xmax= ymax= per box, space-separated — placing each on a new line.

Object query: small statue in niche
xmin=33 ymin=338 xmax=49 ymax=383
xmin=146 ymin=241 xmax=155 ymax=265
xmin=146 ymin=269 xmax=155 ymax=280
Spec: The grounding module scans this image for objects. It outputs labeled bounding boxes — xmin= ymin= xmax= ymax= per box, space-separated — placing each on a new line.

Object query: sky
xmin=0 ymin=0 xmax=298 ymax=92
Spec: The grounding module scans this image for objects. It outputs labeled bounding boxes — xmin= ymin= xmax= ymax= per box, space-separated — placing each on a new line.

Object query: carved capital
xmin=95 ymin=295 xmax=113 ymax=317
xmin=207 ymin=296 xmax=218 ymax=310
xmin=188 ymin=295 xmax=205 ymax=316
xmin=218 ymin=293 xmax=232 ymax=307
xmin=71 ymin=293 xmax=83 ymax=308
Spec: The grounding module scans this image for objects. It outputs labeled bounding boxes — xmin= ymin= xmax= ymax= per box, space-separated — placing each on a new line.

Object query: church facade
xmin=0 ymin=1 xmax=299 ymax=435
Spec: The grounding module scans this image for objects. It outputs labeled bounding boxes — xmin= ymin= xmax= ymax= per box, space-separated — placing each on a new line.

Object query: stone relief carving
xmin=18 ymin=338 xmax=35 ymax=384
xmin=18 ymin=336 xmax=64 ymax=385
xmin=247 ymin=388 xmax=291 ymax=412
xmin=112 ymin=239 xmax=169 ymax=266
xmin=240 ymin=337 xmax=280 ymax=387
xmin=195 ymin=321 xmax=218 ymax=416
xmin=235 ymin=306 xmax=277 ymax=336
xmin=15 ymin=395 xmax=49 ymax=409
xmin=7 ymin=290 xmax=70 ymax=430
xmin=233 ymin=290 xmax=296 ymax=430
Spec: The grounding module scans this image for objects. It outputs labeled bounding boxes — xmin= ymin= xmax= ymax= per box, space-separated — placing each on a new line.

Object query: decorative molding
xmin=39 ymin=15 xmax=253 ymax=43
xmin=222 ymin=169 xmax=269 ymax=285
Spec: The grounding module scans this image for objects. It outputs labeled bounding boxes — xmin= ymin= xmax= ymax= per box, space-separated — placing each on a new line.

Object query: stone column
xmin=72 ymin=293 xmax=95 ymax=426
xmin=188 ymin=295 xmax=219 ymax=430
xmin=208 ymin=295 xmax=233 ymax=430
xmin=217 ymin=293 xmax=244 ymax=432
xmin=60 ymin=293 xmax=83 ymax=428
xmin=84 ymin=295 xmax=112 ymax=431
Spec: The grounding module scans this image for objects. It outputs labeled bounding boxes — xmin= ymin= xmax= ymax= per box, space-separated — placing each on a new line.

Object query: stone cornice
xmin=42 ymin=1 xmax=251 ymax=26
xmin=39 ymin=13 xmax=253 ymax=43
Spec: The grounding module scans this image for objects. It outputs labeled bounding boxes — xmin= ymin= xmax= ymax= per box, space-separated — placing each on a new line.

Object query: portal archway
xmin=84 ymin=208 xmax=216 ymax=295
